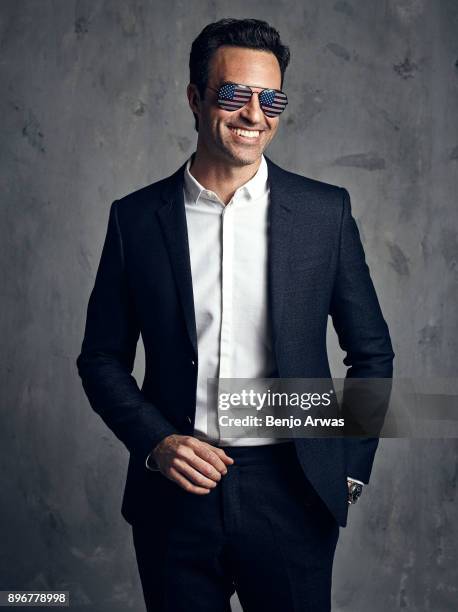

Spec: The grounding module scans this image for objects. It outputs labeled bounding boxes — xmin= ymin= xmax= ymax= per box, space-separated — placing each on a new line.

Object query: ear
xmin=187 ymin=83 xmax=201 ymax=115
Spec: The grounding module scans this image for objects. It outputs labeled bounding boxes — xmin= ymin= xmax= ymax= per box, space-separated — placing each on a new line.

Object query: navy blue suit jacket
xmin=76 ymin=155 xmax=394 ymax=527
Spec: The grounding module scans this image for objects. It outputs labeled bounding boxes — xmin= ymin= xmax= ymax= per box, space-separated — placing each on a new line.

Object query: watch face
xmin=350 ymin=483 xmax=362 ymax=502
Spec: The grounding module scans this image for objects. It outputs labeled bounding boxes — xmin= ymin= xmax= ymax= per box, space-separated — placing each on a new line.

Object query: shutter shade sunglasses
xmin=207 ymin=82 xmax=288 ymax=118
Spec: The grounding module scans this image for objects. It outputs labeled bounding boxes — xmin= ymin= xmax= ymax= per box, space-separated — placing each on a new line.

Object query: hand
xmin=152 ymin=434 xmax=234 ymax=495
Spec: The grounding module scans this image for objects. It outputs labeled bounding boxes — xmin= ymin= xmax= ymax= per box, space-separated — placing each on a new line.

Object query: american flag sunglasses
xmin=208 ymin=82 xmax=288 ymax=118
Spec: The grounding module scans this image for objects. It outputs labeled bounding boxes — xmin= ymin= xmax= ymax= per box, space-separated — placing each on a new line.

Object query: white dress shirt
xmin=183 ymin=153 xmax=285 ymax=446
xmin=145 ymin=153 xmax=365 ymax=486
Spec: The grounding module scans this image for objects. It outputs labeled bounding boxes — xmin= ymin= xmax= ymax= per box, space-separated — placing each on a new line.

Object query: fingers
xmin=210 ymin=445 xmax=235 ymax=466
xmin=188 ymin=453 xmax=224 ymax=482
xmin=173 ymin=439 xmax=223 ymax=481
xmin=193 ymin=441 xmax=235 ymax=474
xmin=158 ymin=436 xmax=235 ymax=495
xmin=175 ymin=438 xmax=234 ymax=477
xmin=173 ymin=458 xmax=219 ymax=488
xmin=168 ymin=466 xmax=212 ymax=495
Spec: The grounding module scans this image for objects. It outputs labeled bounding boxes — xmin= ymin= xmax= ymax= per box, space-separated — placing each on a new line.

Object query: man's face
xmin=188 ymin=46 xmax=283 ymax=166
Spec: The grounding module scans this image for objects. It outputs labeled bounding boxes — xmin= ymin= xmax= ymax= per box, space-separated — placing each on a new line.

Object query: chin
xmin=223 ymin=145 xmax=263 ymax=166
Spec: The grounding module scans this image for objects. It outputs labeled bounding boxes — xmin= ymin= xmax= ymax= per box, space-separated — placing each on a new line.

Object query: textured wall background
xmin=1 ymin=1 xmax=457 ymax=610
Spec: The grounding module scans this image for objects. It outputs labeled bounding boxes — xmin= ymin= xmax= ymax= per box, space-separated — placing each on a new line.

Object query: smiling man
xmin=186 ymin=42 xmax=282 ymax=198
xmin=77 ymin=18 xmax=394 ymax=612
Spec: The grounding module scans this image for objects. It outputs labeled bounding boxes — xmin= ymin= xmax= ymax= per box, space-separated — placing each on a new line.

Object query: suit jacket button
xmin=187 ymin=416 xmax=192 ymax=423
xmin=191 ymin=359 xmax=196 ymax=366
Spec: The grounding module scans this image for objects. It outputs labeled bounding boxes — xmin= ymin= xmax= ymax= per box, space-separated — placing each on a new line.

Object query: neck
xmin=189 ymin=145 xmax=262 ymax=206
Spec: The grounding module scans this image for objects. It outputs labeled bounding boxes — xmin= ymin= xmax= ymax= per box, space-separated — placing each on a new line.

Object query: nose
xmin=239 ymin=92 xmax=264 ymax=124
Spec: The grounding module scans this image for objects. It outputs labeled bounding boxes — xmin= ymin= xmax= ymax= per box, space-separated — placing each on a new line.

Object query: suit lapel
xmin=155 ymin=155 xmax=299 ymax=364
xmin=265 ymin=156 xmax=297 ymax=359
xmin=157 ymin=161 xmax=198 ymax=358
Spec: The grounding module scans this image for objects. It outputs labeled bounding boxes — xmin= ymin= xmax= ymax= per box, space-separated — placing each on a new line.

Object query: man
xmin=76 ymin=18 xmax=394 ymax=612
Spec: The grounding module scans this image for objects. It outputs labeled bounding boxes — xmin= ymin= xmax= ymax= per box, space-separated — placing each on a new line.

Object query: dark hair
xmin=189 ymin=18 xmax=291 ymax=131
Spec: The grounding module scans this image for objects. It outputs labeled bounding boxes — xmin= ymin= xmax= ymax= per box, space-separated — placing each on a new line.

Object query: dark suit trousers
xmin=131 ymin=442 xmax=340 ymax=612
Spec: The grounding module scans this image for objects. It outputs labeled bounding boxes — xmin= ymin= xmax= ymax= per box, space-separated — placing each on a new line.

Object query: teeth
xmin=231 ymin=128 xmax=260 ymax=138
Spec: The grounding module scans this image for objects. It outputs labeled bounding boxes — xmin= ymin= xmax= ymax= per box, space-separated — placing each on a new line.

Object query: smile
xmin=229 ymin=127 xmax=261 ymax=139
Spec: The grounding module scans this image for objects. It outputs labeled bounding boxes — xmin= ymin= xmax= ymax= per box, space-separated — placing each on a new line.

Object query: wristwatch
xmin=347 ymin=480 xmax=363 ymax=504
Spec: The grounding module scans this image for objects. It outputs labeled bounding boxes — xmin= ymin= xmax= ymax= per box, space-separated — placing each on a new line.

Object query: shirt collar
xmin=183 ymin=152 xmax=268 ymax=205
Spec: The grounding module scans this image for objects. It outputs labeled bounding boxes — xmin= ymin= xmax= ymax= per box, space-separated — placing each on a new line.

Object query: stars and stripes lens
xmin=258 ymin=88 xmax=288 ymax=117
xmin=217 ymin=83 xmax=252 ymax=111
xmin=216 ymin=82 xmax=288 ymax=117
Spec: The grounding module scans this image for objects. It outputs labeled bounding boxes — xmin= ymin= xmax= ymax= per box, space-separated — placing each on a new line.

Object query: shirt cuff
xmin=145 ymin=451 xmax=160 ymax=471
xmin=347 ymin=476 xmax=365 ymax=486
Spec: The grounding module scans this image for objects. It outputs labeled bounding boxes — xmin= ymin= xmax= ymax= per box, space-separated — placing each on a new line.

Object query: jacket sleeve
xmin=76 ymin=200 xmax=178 ymax=462
xmin=329 ymin=188 xmax=395 ymax=483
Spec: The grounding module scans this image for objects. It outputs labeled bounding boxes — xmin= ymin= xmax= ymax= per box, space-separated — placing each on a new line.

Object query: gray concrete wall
xmin=1 ymin=1 xmax=457 ymax=610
